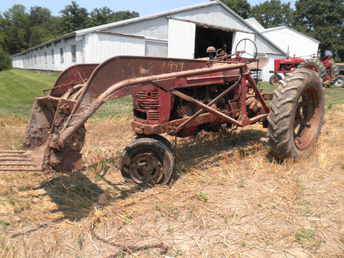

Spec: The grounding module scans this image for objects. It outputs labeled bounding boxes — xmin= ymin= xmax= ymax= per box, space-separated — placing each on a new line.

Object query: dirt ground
xmin=0 ymin=105 xmax=343 ymax=258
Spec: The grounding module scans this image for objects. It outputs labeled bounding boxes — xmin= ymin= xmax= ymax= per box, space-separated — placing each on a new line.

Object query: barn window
xmin=60 ymin=48 xmax=64 ymax=64
xmin=71 ymin=45 xmax=77 ymax=63
xmin=51 ymin=49 xmax=54 ymax=64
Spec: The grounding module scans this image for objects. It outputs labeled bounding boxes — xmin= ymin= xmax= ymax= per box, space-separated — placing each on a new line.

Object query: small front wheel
xmin=120 ymin=137 xmax=175 ymax=186
xmin=333 ymin=75 xmax=344 ymax=88
xmin=269 ymin=74 xmax=282 ymax=86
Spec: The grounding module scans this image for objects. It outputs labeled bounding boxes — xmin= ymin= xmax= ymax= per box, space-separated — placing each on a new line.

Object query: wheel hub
xmin=128 ymin=152 xmax=163 ymax=185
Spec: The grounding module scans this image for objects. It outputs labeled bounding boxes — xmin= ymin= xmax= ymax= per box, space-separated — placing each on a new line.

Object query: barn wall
xmin=12 ymin=37 xmax=84 ymax=71
xmin=84 ymin=33 xmax=145 ymax=63
xmin=145 ymin=40 xmax=168 ymax=57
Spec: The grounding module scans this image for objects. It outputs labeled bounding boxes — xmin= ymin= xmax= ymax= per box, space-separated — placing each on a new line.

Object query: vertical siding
xmin=84 ymin=32 xmax=145 ymax=63
xmin=145 ymin=40 xmax=168 ymax=57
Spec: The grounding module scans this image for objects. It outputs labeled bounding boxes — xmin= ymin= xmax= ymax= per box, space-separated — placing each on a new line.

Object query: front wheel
xmin=269 ymin=74 xmax=282 ymax=86
xmin=120 ymin=137 xmax=175 ymax=186
xmin=268 ymin=68 xmax=324 ymax=160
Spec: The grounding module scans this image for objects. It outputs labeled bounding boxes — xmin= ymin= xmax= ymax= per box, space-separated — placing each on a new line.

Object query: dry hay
xmin=0 ymin=106 xmax=343 ymax=257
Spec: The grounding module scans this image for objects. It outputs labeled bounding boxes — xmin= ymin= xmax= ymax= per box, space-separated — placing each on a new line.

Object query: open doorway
xmin=194 ymin=26 xmax=233 ymax=58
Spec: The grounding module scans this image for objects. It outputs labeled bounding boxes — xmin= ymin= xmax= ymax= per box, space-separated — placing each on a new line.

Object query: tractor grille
xmin=147 ymin=111 xmax=160 ymax=121
xmin=135 ymin=90 xmax=160 ymax=110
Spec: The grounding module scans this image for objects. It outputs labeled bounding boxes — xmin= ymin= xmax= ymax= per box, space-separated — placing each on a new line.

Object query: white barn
xmin=12 ymin=1 xmax=286 ymax=81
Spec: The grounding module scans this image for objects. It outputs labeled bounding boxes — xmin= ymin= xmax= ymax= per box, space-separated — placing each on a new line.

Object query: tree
xmin=217 ymin=0 xmax=251 ymax=19
xmin=250 ymin=0 xmax=294 ymax=28
xmin=0 ymin=46 xmax=12 ymax=70
xmin=28 ymin=7 xmax=60 ymax=47
xmin=111 ymin=10 xmax=139 ymax=22
xmin=2 ymin=5 xmax=30 ymax=54
xmin=60 ymin=1 xmax=89 ymax=33
xmin=89 ymin=8 xmax=139 ymax=27
xmin=295 ymin=0 xmax=344 ymax=60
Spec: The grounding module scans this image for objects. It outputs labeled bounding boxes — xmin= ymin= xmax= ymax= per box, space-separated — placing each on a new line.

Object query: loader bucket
xmin=0 ymin=64 xmax=97 ymax=172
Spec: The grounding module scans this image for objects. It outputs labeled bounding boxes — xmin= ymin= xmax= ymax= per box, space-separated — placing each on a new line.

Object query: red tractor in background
xmin=269 ymin=54 xmax=342 ymax=87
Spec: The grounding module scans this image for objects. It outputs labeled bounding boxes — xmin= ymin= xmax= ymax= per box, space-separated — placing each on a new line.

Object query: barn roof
xmin=262 ymin=26 xmax=320 ymax=44
xmin=13 ymin=0 xmax=286 ymax=57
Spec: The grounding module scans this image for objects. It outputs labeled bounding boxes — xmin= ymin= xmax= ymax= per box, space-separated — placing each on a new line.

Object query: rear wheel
xmin=268 ymin=68 xmax=324 ymax=160
xmin=120 ymin=137 xmax=175 ymax=186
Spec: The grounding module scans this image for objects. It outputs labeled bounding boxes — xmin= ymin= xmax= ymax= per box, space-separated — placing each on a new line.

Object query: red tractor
xmin=270 ymin=55 xmax=339 ymax=87
xmin=0 ymin=40 xmax=325 ymax=187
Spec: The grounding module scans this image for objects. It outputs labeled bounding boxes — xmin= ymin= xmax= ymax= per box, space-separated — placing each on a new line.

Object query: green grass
xmin=0 ymin=69 xmax=132 ymax=118
xmin=0 ymin=69 xmax=343 ymax=118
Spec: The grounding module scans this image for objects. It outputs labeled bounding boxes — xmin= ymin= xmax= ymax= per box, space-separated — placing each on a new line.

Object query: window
xmin=51 ymin=49 xmax=54 ymax=64
xmin=71 ymin=45 xmax=77 ymax=63
xmin=44 ymin=52 xmax=47 ymax=64
xmin=60 ymin=48 xmax=64 ymax=64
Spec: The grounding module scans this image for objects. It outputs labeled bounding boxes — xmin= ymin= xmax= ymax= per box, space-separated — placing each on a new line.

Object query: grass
xmin=0 ymin=69 xmax=132 ymax=118
xmin=0 ymin=69 xmax=344 ymax=257
xmin=0 ymin=69 xmax=57 ymax=117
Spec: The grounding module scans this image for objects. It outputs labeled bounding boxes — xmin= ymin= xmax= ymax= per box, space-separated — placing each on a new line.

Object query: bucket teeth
xmin=0 ymin=150 xmax=42 ymax=171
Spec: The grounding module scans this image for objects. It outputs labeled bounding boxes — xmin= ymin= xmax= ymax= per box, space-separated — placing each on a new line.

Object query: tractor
xmin=269 ymin=54 xmax=340 ymax=87
xmin=0 ymin=39 xmax=325 ymax=186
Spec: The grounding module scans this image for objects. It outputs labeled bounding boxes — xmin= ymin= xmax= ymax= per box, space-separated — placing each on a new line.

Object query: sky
xmin=0 ymin=0 xmax=296 ymax=16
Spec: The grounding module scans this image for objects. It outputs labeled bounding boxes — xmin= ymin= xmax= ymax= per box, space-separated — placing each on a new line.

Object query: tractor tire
xmin=120 ymin=137 xmax=175 ymax=186
xmin=269 ymin=74 xmax=282 ymax=86
xmin=298 ymin=58 xmax=326 ymax=79
xmin=268 ymin=68 xmax=324 ymax=160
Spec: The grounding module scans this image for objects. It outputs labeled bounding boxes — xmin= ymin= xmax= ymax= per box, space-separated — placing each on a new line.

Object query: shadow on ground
xmin=173 ymin=128 xmax=267 ymax=177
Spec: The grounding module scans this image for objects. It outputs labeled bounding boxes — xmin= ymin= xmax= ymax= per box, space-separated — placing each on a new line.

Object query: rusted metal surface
xmin=50 ymin=64 xmax=98 ymax=97
xmin=0 ymin=151 xmax=41 ymax=171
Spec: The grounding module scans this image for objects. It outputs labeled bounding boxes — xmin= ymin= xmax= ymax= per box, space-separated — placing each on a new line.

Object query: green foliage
xmin=60 ymin=1 xmax=89 ymax=34
xmin=0 ymin=47 xmax=11 ymax=71
xmin=251 ymin=0 xmax=294 ymax=28
xmin=294 ymin=0 xmax=344 ymax=60
xmin=218 ymin=0 xmax=251 ymax=19
xmin=89 ymin=8 xmax=139 ymax=27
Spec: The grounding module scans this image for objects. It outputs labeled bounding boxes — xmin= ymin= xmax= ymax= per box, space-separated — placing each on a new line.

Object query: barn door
xmin=232 ymin=32 xmax=256 ymax=58
xmin=168 ymin=19 xmax=196 ymax=59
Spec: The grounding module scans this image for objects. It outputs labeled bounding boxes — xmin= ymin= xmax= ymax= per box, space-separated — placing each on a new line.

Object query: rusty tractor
xmin=0 ymin=39 xmax=324 ymax=186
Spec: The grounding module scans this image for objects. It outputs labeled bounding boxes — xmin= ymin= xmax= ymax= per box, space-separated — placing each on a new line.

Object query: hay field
xmin=0 ymin=69 xmax=343 ymax=257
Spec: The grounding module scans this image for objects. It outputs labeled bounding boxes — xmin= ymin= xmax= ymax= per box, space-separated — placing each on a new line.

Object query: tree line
xmin=1 ymin=0 xmax=344 ymax=70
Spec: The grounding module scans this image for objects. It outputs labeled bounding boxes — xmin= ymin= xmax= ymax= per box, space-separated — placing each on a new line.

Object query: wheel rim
xmin=128 ymin=152 xmax=163 ymax=184
xmin=270 ymin=76 xmax=279 ymax=85
xmin=293 ymin=86 xmax=322 ymax=150
xmin=335 ymin=78 xmax=344 ymax=88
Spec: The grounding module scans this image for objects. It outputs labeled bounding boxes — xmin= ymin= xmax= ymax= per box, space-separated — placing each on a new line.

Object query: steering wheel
xmin=234 ymin=38 xmax=258 ymax=61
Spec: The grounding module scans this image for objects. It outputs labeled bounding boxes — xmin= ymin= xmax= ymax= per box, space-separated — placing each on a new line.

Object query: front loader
xmin=0 ymin=40 xmax=325 ymax=186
